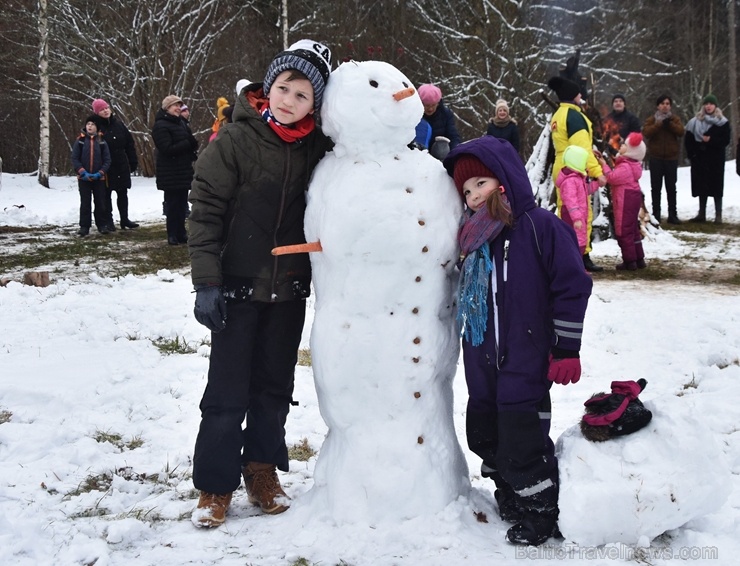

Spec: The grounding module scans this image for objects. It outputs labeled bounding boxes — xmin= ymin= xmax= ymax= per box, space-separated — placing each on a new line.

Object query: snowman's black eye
xmin=369 ymin=80 xmax=379 ymax=88
xmin=403 ymin=82 xmax=409 ymax=88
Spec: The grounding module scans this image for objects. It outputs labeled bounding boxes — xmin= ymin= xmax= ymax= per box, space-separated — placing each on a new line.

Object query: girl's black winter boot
xmin=481 ymin=466 xmax=524 ymax=523
xmin=506 ymin=510 xmax=560 ymax=546
xmin=505 ymin=482 xmax=560 ymax=546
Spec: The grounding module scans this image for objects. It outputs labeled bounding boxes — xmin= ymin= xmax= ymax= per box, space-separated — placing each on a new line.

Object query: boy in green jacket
xmin=187 ymin=40 xmax=333 ymax=528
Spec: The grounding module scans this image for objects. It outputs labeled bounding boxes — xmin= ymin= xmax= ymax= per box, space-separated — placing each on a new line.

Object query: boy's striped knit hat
xmin=263 ymin=40 xmax=332 ymax=112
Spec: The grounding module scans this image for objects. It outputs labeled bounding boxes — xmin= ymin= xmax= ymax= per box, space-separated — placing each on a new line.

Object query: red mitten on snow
xmin=547 ymin=354 xmax=581 ymax=385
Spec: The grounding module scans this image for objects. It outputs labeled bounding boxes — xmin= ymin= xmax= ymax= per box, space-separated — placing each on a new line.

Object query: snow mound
xmin=556 ymin=396 xmax=731 ymax=546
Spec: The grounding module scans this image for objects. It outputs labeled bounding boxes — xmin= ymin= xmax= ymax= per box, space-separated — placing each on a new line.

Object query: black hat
xmin=84 ymin=114 xmax=99 ymax=126
xmin=612 ymin=93 xmax=626 ymax=104
xmin=547 ymin=76 xmax=581 ymax=102
xmin=580 ymin=379 xmax=653 ymax=441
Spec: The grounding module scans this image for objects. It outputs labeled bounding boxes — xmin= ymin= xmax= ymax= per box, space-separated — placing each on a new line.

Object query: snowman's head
xmin=320 ymin=60 xmax=423 ymax=157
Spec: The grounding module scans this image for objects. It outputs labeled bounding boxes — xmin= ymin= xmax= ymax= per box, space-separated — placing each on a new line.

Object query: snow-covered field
xmin=1 ymin=165 xmax=739 ymax=565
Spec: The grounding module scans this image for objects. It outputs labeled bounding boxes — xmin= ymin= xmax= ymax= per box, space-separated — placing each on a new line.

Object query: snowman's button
xmin=412 ymin=307 xmax=419 ymax=314
xmin=418 ymin=220 xmax=425 ymax=226
xmin=413 ymin=337 xmax=421 ymax=344
xmin=415 ymin=276 xmax=422 ymax=282
xmin=422 ymin=246 xmax=428 ymax=253
xmin=417 ymin=436 xmax=424 ymax=444
xmin=405 ymin=187 xmax=413 ymax=193
xmin=414 ymin=392 xmax=421 ymax=398
xmin=412 ymin=357 xmax=420 ymax=363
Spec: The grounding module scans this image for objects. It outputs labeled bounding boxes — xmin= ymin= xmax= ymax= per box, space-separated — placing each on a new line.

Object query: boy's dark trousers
xmin=78 ymin=180 xmax=109 ymax=230
xmin=163 ymin=189 xmax=189 ymax=241
xmin=192 ymin=298 xmax=306 ymax=495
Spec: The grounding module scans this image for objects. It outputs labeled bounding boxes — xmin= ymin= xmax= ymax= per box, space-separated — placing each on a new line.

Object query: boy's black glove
xmin=194 ymin=285 xmax=227 ymax=333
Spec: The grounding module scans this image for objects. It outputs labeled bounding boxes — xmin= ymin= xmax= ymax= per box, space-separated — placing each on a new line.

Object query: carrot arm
xmin=271 ymin=241 xmax=323 ymax=256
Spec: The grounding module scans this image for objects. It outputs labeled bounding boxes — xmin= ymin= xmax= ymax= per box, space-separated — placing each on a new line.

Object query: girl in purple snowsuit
xmin=443 ymin=136 xmax=592 ymax=546
xmin=596 ymin=132 xmax=646 ymax=270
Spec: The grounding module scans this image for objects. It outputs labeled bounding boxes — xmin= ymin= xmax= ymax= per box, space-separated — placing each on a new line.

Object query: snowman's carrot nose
xmin=271 ymin=241 xmax=323 ymax=255
xmin=393 ymin=87 xmax=416 ymax=101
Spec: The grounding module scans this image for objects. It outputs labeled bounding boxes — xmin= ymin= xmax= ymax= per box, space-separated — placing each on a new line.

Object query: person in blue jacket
xmin=443 ymin=136 xmax=593 ymax=546
xmin=71 ymin=116 xmax=112 ymax=237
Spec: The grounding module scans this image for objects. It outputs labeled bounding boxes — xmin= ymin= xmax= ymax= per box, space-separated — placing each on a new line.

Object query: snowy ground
xmin=1 ymin=165 xmax=739 ymax=565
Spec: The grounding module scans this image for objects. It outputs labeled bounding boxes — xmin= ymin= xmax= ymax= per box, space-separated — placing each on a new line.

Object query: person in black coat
xmin=92 ymin=99 xmax=139 ymax=231
xmin=485 ymin=98 xmax=520 ymax=154
xmin=418 ymin=83 xmax=461 ymax=159
xmin=684 ymin=94 xmax=731 ymax=224
xmin=152 ymin=94 xmax=199 ymax=244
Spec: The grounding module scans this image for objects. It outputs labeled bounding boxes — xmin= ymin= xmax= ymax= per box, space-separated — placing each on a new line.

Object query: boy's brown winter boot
xmin=192 ymin=491 xmax=232 ymax=528
xmin=242 ymin=462 xmax=290 ymax=514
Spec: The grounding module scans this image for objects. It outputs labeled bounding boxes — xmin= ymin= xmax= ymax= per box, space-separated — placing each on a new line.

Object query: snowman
xmin=283 ymin=60 xmax=469 ymax=524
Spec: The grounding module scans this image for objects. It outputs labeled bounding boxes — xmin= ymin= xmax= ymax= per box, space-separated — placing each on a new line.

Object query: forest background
xmin=0 ymin=0 xmax=737 ymax=183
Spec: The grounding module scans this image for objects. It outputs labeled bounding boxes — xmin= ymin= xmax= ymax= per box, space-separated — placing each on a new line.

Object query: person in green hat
xmin=555 ymin=145 xmax=601 ymax=256
xmin=684 ymin=94 xmax=731 ymax=224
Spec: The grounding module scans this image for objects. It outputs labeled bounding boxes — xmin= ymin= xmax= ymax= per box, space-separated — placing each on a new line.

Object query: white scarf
xmin=687 ymin=108 xmax=727 ymax=141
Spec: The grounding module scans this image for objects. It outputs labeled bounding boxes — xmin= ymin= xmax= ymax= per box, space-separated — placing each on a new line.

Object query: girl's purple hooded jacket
xmin=444 ymin=136 xmax=592 ymax=410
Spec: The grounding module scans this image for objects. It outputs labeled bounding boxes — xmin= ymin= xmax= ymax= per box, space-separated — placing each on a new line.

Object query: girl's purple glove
xmin=547 ymin=354 xmax=581 ymax=385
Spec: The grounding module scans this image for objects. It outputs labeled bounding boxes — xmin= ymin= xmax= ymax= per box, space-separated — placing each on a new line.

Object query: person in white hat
xmin=596 ymin=132 xmax=647 ymax=270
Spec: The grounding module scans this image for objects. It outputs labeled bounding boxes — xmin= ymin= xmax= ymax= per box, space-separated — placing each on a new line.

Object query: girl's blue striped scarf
xmin=456 ymin=198 xmax=510 ymax=346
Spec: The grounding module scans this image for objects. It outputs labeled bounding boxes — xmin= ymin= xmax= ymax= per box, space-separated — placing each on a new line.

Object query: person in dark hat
xmin=187 ymin=39 xmax=333 ymax=529
xmin=605 ymin=93 xmax=641 ymax=140
xmin=71 ymin=115 xmax=112 ymax=236
xmin=684 ymin=94 xmax=731 ymax=224
xmin=548 ymin=76 xmax=607 ymax=272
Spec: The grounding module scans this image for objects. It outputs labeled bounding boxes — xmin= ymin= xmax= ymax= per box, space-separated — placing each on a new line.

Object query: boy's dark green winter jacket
xmin=188 ymin=83 xmax=332 ymax=302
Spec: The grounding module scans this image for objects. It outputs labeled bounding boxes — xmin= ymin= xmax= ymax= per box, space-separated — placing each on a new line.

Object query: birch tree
xmin=38 ymin=0 xmax=50 ymax=187
xmin=727 ymin=0 xmax=737 ymax=157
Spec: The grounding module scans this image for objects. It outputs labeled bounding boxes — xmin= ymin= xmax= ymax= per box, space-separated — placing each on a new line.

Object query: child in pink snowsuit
xmin=597 ymin=132 xmax=646 ymax=270
xmin=556 ymin=145 xmax=600 ymax=255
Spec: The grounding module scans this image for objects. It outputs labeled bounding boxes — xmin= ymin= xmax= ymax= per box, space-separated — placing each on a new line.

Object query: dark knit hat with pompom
xmin=263 ymin=39 xmax=332 ymax=112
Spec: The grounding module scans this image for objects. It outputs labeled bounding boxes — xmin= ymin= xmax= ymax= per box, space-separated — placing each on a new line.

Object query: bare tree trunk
xmin=37 ymin=0 xmax=50 ymax=188
xmin=281 ymin=0 xmax=288 ymax=49
xmin=729 ymin=0 xmax=738 ymax=156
